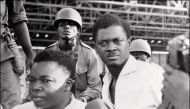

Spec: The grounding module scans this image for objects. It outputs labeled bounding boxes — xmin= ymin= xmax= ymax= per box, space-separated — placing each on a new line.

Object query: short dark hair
xmin=34 ymin=50 xmax=76 ymax=79
xmin=92 ymin=14 xmax=131 ymax=41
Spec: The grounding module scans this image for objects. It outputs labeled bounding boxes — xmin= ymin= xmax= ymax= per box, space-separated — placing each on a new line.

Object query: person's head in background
xmin=54 ymin=8 xmax=82 ymax=51
xmin=92 ymin=14 xmax=131 ymax=69
xmin=162 ymin=4 xmax=189 ymax=107
xmin=162 ymin=32 xmax=189 ymax=109
xmin=129 ymin=39 xmax=152 ymax=62
xmin=26 ymin=50 xmax=76 ymax=109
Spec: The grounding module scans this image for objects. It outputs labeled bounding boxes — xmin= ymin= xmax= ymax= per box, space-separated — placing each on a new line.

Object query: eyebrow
xmin=27 ymin=75 xmax=53 ymax=79
xmin=98 ymin=40 xmax=107 ymax=42
xmin=98 ymin=38 xmax=120 ymax=41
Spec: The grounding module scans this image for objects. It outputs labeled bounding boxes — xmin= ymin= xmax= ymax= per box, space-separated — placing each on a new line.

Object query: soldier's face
xmin=130 ymin=51 xmax=149 ymax=62
xmin=57 ymin=21 xmax=78 ymax=39
xmin=57 ymin=21 xmax=78 ymax=51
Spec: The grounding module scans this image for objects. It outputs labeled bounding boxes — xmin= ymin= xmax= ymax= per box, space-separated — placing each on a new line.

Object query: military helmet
xmin=54 ymin=8 xmax=82 ymax=29
xmin=130 ymin=39 xmax=151 ymax=57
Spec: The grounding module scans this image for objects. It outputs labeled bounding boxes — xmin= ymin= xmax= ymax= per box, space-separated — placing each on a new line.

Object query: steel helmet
xmin=54 ymin=8 xmax=82 ymax=29
xmin=130 ymin=39 xmax=151 ymax=57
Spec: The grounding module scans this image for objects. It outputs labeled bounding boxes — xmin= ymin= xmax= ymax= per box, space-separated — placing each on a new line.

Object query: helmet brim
xmin=54 ymin=19 xmax=81 ymax=30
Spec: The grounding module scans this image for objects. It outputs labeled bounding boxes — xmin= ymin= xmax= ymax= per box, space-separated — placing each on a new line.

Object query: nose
xmin=63 ymin=24 xmax=70 ymax=29
xmin=106 ymin=42 xmax=117 ymax=51
xmin=31 ymin=81 xmax=42 ymax=91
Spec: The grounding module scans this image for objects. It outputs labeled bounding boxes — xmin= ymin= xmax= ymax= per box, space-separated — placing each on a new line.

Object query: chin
xmin=107 ymin=61 xmax=120 ymax=67
xmin=32 ymin=98 xmax=47 ymax=108
xmin=34 ymin=102 xmax=45 ymax=108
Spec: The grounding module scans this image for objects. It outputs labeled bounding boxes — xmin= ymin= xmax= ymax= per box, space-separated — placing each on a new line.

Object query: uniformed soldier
xmin=46 ymin=8 xmax=102 ymax=103
xmin=129 ymin=39 xmax=165 ymax=76
xmin=129 ymin=39 xmax=152 ymax=62
xmin=0 ymin=1 xmax=34 ymax=109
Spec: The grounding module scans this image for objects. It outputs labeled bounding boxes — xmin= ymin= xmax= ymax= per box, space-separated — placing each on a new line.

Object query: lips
xmin=106 ymin=53 xmax=119 ymax=59
xmin=63 ymin=31 xmax=71 ymax=35
xmin=32 ymin=97 xmax=44 ymax=102
xmin=31 ymin=94 xmax=46 ymax=101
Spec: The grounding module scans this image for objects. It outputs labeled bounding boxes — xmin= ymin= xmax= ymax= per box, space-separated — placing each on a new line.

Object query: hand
xmin=85 ymin=99 xmax=115 ymax=109
xmin=162 ymin=64 xmax=189 ymax=108
xmin=25 ymin=56 xmax=34 ymax=73
xmin=77 ymin=97 xmax=87 ymax=103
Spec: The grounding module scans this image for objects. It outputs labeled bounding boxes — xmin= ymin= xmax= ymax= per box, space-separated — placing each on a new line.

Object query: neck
xmin=107 ymin=61 xmax=127 ymax=80
xmin=58 ymin=40 xmax=79 ymax=52
xmin=59 ymin=44 xmax=75 ymax=52
xmin=44 ymin=93 xmax=71 ymax=109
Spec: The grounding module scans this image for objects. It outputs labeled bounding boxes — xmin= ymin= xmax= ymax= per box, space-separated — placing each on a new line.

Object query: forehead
xmin=96 ymin=25 xmax=127 ymax=41
xmin=30 ymin=61 xmax=69 ymax=78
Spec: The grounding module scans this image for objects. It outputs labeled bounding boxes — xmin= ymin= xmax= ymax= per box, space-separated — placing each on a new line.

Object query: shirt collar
xmin=119 ymin=55 xmax=138 ymax=76
xmin=64 ymin=93 xmax=84 ymax=109
xmin=103 ymin=55 xmax=138 ymax=82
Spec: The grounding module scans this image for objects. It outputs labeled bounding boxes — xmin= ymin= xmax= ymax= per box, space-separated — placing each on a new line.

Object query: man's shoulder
xmin=12 ymin=102 xmax=38 ymax=109
xmin=135 ymin=60 xmax=150 ymax=67
xmin=135 ymin=60 xmax=164 ymax=73
xmin=80 ymin=41 xmax=93 ymax=50
xmin=70 ymin=97 xmax=86 ymax=109
xmin=46 ymin=41 xmax=59 ymax=50
xmin=151 ymin=62 xmax=165 ymax=72
xmin=79 ymin=41 xmax=97 ymax=56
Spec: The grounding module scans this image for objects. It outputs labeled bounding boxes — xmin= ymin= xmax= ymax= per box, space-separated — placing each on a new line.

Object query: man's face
xmin=57 ymin=21 xmax=78 ymax=51
xmin=130 ymin=51 xmax=149 ymax=62
xmin=95 ymin=25 xmax=130 ymax=67
xmin=27 ymin=61 xmax=71 ymax=108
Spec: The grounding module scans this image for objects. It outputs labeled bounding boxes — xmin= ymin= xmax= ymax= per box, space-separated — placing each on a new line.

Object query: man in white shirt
xmin=12 ymin=50 xmax=86 ymax=109
xmin=92 ymin=14 xmax=164 ymax=109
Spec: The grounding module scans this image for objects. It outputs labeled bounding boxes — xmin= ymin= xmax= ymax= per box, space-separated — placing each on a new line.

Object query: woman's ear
xmin=65 ymin=78 xmax=73 ymax=91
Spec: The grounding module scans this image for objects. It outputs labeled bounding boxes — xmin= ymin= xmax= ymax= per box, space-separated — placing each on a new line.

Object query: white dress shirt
xmin=102 ymin=55 xmax=164 ymax=109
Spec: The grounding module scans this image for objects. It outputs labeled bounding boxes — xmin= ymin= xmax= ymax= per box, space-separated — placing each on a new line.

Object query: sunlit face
xmin=95 ymin=25 xmax=130 ymax=67
xmin=27 ymin=61 xmax=71 ymax=108
xmin=57 ymin=21 xmax=78 ymax=51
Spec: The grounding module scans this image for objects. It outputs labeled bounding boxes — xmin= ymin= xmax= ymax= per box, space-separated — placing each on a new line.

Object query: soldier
xmin=129 ymin=39 xmax=152 ymax=62
xmin=0 ymin=0 xmax=34 ymax=109
xmin=129 ymin=39 xmax=164 ymax=73
xmin=46 ymin=8 xmax=102 ymax=102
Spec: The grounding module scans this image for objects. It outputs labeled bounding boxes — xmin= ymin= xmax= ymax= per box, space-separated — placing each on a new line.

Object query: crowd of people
xmin=0 ymin=1 xmax=189 ymax=109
